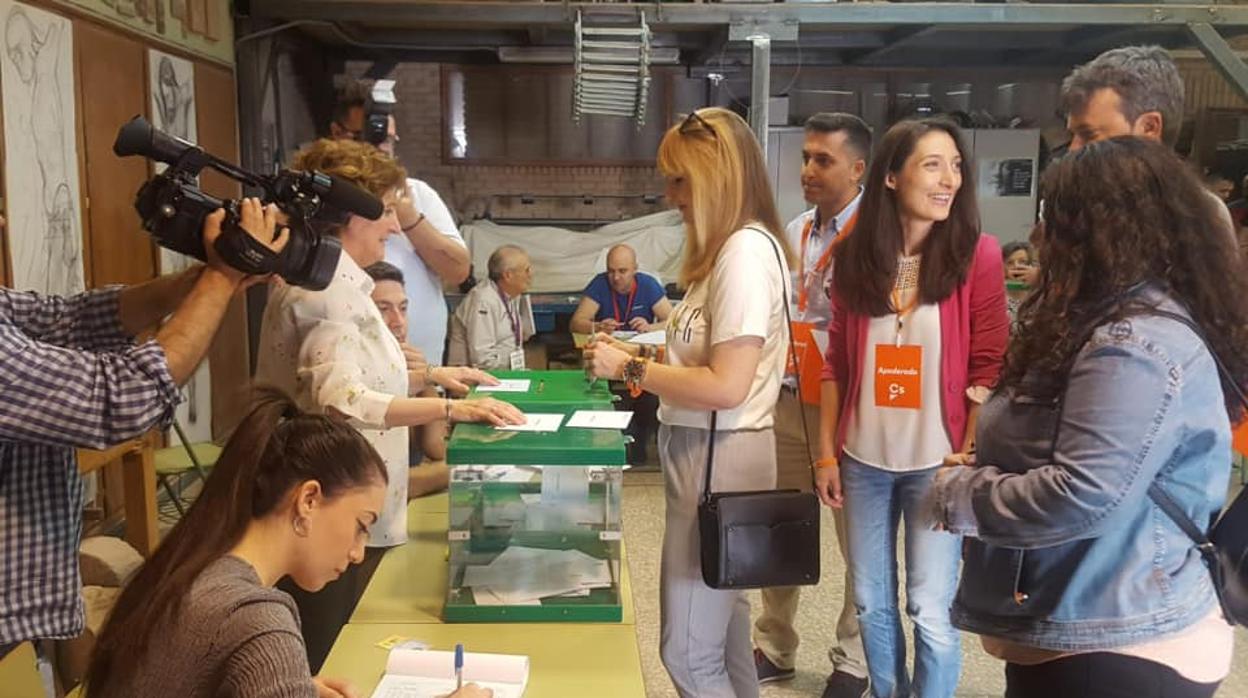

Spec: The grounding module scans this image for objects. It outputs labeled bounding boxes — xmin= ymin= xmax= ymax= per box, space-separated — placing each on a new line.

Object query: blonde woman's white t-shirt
xmin=659 ymin=226 xmax=791 ymax=431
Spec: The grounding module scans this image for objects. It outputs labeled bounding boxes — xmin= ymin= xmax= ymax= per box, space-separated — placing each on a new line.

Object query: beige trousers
xmin=752 ymin=390 xmax=866 ymax=678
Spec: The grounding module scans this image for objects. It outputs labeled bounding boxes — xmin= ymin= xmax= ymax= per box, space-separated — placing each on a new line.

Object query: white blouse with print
xmin=659 ymin=226 xmax=791 ymax=432
xmin=254 ymin=253 xmax=410 ymax=547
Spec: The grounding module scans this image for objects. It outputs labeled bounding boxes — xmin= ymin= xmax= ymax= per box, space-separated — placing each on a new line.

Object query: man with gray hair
xmin=1061 ymin=45 xmax=1235 ymax=240
xmin=447 ymin=245 xmax=536 ymax=369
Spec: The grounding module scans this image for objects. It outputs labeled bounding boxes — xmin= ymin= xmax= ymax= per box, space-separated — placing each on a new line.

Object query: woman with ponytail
xmin=83 ymin=391 xmax=489 ymax=698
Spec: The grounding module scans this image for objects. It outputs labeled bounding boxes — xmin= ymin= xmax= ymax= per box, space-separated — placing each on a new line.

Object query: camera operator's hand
xmin=203 ymin=198 xmax=289 ymax=286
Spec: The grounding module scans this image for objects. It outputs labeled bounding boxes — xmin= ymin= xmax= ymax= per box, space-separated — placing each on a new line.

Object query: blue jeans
xmin=841 ymin=454 xmax=962 ymax=698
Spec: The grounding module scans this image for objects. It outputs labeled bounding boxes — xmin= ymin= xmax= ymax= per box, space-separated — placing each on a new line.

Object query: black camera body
xmin=361 ymin=79 xmax=397 ymax=147
xmin=115 ymin=116 xmax=383 ymax=290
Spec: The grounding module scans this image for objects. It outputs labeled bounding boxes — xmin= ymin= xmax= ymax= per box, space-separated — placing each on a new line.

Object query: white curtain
xmin=460 ymin=210 xmax=687 ymax=293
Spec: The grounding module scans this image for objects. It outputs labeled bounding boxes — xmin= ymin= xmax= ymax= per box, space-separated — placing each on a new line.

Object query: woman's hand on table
xmin=432 ymin=366 xmax=499 ymax=397
xmin=449 ymin=397 xmax=525 ymax=427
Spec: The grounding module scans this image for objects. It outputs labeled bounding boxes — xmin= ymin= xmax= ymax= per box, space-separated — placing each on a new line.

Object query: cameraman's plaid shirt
xmin=0 ymin=286 xmax=178 ymax=643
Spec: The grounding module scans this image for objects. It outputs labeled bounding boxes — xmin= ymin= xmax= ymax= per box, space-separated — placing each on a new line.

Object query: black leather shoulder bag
xmin=697 ymin=228 xmax=822 ymax=590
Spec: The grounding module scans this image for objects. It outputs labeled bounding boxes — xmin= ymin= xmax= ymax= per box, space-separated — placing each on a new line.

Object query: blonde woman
xmin=586 ymin=108 xmax=794 ymax=698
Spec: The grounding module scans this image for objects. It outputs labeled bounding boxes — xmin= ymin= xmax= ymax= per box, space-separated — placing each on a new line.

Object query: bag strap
xmin=1137 ymin=309 xmax=1246 ymax=554
xmin=702 ymin=411 xmax=718 ymax=503
xmin=701 ymin=226 xmax=810 ymax=502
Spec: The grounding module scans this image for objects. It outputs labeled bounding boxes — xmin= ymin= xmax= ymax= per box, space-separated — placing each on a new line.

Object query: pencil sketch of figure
xmin=6 ymin=6 xmax=81 ymax=295
xmin=153 ymin=55 xmax=194 ymax=140
xmin=45 ymin=183 xmax=81 ymax=294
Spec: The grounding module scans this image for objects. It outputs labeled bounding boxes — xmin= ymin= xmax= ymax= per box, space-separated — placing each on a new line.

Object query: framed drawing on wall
xmin=0 ymin=1 xmax=84 ymax=296
xmin=147 ymin=47 xmax=212 ymax=444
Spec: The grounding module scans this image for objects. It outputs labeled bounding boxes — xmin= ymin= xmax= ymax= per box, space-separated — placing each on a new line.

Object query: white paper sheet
xmin=460 ymin=547 xmax=614 ymax=605
xmin=475 ymin=379 xmax=531 ymax=393
xmin=566 ymin=410 xmax=634 ymax=430
xmin=627 ymin=330 xmax=667 ymax=346
xmin=370 ymin=648 xmax=529 ymax=698
xmin=496 ymin=413 xmax=563 ymax=432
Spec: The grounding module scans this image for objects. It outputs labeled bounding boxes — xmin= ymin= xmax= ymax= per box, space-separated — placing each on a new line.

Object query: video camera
xmin=113 ymin=116 xmax=384 ymax=290
xmin=361 ymin=79 xmax=397 ymax=147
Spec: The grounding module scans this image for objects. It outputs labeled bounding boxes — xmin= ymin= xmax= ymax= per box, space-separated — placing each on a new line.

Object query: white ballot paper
xmin=566 ymin=410 xmax=633 ymax=430
xmin=628 ymin=330 xmax=666 ymax=346
xmin=370 ymin=647 xmax=529 ymax=698
xmin=460 ymin=546 xmax=613 ymax=606
xmin=495 ymin=413 xmax=563 ymax=433
xmin=475 ymin=379 xmax=531 ymax=393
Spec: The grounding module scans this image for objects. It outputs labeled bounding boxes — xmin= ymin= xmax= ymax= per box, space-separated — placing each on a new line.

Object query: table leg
xmin=121 ymin=446 xmax=158 ymax=556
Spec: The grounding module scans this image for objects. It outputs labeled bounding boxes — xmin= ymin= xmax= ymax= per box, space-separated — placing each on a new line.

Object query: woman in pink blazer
xmin=814 ymin=118 xmax=1008 ymax=698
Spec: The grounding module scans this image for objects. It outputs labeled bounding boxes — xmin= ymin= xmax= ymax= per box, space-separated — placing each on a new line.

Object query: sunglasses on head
xmin=678 ymin=111 xmax=718 ymax=139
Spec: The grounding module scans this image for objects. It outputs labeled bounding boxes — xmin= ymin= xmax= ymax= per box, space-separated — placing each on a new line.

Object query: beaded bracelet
xmin=622 ymin=357 xmax=649 ymax=398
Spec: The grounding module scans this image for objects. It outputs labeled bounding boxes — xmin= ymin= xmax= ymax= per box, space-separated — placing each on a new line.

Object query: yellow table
xmin=0 ymin=643 xmax=43 ymax=698
xmin=351 ymin=501 xmax=637 ymax=625
xmin=351 ymin=510 xmax=448 ymax=624
xmin=409 ymin=491 xmax=449 ymax=515
xmin=321 ymin=622 xmax=645 ymax=697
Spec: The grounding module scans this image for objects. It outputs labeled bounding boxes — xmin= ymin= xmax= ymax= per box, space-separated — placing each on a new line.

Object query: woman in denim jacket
xmin=930 ymin=137 xmax=1248 ymax=697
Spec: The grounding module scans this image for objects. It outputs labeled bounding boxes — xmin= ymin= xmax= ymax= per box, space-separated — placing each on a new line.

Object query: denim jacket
xmin=931 ymin=289 xmax=1231 ymax=651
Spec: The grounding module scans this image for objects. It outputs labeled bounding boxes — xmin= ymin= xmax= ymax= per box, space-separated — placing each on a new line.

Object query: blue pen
xmin=454 ymin=643 xmax=464 ymax=690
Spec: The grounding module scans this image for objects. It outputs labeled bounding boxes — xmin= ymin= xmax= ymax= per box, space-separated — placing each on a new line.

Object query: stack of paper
xmin=370 ymin=647 xmax=529 ymax=698
xmin=462 ymin=546 xmax=613 ymax=606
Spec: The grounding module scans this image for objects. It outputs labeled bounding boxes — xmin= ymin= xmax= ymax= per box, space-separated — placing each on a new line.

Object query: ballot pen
xmin=455 ymin=643 xmax=464 ymax=690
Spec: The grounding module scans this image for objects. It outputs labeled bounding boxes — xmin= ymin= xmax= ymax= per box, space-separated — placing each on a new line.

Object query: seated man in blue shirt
xmin=570 ymin=244 xmax=668 ymax=465
xmin=570 ymin=244 xmax=671 ymax=335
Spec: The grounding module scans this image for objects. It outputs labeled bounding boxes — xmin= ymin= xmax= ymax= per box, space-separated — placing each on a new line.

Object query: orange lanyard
xmin=890 ymin=287 xmax=920 ymax=347
xmin=611 ymin=281 xmax=638 ymax=324
xmin=798 ymin=211 xmax=857 ymax=312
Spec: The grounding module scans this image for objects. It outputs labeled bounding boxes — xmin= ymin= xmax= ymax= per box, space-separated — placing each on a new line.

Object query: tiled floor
xmin=620 ymin=470 xmax=1248 ymax=698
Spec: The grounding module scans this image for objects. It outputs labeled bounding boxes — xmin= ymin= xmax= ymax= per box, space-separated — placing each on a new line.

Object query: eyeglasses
xmin=678 ymin=111 xmax=717 ymax=139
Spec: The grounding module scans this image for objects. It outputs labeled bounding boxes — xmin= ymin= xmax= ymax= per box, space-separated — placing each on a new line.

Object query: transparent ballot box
xmin=445 ymin=423 xmax=627 ymax=623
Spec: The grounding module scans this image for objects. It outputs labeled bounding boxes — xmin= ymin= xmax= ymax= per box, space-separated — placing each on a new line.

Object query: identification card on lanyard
xmin=874 ymin=344 xmax=922 ymax=409
xmin=875 ymin=286 xmax=921 ymax=409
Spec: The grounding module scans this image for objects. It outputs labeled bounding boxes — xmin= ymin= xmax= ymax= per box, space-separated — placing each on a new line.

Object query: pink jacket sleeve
xmin=821 ymin=290 xmax=847 ymax=383
xmin=966 ymin=235 xmax=1009 ymax=388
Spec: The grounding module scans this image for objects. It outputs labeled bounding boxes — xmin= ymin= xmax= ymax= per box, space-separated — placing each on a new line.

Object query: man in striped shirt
xmin=0 ymin=204 xmax=280 ymax=651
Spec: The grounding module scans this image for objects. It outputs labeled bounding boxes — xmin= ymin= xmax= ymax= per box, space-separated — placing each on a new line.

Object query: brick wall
xmin=350 ymin=62 xmax=667 ymax=223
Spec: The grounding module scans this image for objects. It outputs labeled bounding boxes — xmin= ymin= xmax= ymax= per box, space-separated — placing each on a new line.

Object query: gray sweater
xmin=100 ymin=555 xmax=318 ymax=698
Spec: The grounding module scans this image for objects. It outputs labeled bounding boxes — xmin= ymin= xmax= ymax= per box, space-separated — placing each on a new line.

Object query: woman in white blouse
xmin=254 ymin=138 xmax=522 ymax=671
xmin=585 ymin=108 xmax=794 ymax=698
